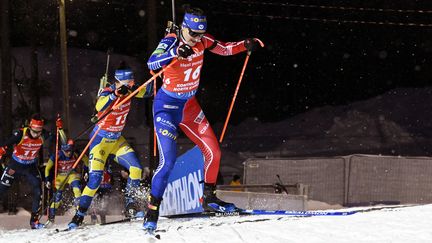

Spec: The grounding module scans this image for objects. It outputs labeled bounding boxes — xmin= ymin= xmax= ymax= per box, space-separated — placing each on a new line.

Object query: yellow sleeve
xmin=135 ymin=87 xmax=146 ymax=98
xmin=133 ymin=81 xmax=154 ymax=99
xmin=45 ymin=158 xmax=54 ymax=178
xmin=95 ymin=95 xmax=114 ymax=112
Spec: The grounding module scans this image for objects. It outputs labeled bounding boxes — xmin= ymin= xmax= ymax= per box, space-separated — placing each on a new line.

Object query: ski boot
xmin=143 ymin=194 xmax=162 ymax=232
xmin=68 ymin=208 xmax=86 ymax=230
xmin=30 ymin=213 xmax=44 ymax=229
xmin=202 ymin=183 xmax=238 ymax=212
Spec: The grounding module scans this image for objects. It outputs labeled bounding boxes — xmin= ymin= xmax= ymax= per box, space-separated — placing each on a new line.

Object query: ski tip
xmin=55 ymin=228 xmax=60 ymax=233
xmin=144 ymin=230 xmax=161 ymax=240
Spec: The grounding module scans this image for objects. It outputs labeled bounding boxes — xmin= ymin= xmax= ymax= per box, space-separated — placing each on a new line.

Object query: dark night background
xmin=8 ymin=0 xmax=432 ymax=124
xmin=4 ymin=0 xmax=432 ymax=213
xmin=2 ymin=0 xmax=432 ymax=159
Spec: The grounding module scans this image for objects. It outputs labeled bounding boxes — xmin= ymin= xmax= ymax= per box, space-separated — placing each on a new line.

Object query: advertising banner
xmin=159 ymin=146 xmax=204 ymax=216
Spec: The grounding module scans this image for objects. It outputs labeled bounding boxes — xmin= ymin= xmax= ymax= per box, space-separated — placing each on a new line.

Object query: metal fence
xmin=244 ymin=155 xmax=432 ymax=205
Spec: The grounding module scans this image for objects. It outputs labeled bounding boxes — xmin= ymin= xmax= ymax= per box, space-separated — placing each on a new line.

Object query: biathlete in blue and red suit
xmin=143 ymin=7 xmax=262 ymax=231
xmin=0 ymin=114 xmax=54 ymax=229
xmin=68 ymin=64 xmax=153 ymax=229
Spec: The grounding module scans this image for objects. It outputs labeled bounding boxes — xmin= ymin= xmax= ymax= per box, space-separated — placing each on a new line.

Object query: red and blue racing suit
xmin=147 ymin=32 xmax=247 ymax=199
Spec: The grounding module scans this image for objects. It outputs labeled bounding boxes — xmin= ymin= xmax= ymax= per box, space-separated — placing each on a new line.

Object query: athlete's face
xmin=63 ymin=150 xmax=72 ymax=157
xmin=115 ymin=80 xmax=134 ymax=90
xmin=29 ymin=128 xmax=42 ymax=138
xmin=181 ymin=27 xmax=205 ymax=47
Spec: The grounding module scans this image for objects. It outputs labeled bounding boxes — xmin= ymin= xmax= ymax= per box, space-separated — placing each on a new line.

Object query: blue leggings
xmin=0 ymin=160 xmax=42 ymax=214
xmin=151 ymin=90 xmax=221 ymax=199
xmin=80 ymin=132 xmax=142 ymax=210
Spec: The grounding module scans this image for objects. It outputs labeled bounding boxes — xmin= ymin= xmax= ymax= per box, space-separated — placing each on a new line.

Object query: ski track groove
xmin=229 ymin=225 xmax=246 ymax=242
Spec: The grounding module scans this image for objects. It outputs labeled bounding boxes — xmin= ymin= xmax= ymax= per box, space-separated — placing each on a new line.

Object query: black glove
xmin=177 ymin=44 xmax=194 ymax=58
xmin=244 ymin=38 xmax=260 ymax=52
xmin=115 ymin=85 xmax=129 ymax=96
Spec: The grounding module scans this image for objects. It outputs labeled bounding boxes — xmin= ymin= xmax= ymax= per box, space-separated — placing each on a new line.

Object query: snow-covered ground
xmin=1 ymin=204 xmax=431 ymax=243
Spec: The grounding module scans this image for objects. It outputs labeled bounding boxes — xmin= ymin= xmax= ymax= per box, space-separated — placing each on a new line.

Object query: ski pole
xmin=72 ymin=60 xmax=177 ymax=141
xmin=150 ymin=70 xmax=158 ymax=157
xmin=219 ymin=53 xmax=251 ymax=143
xmin=54 ymin=114 xmax=61 ymax=189
xmin=46 ymin=187 xmax=50 ymax=217
xmin=46 ymin=114 xmax=61 ymax=218
xmin=219 ymin=39 xmax=264 ymax=143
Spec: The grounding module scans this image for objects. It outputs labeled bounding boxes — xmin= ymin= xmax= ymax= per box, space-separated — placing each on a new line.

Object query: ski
xmin=166 ymin=211 xmax=244 ymax=219
xmin=208 ymin=202 xmax=356 ymax=216
xmin=51 ymin=216 xmax=142 ymax=233
xmin=100 ymin=216 xmax=140 ymax=226
xmin=240 ymin=209 xmax=356 ymax=216
xmin=54 ymin=227 xmax=79 ymax=233
xmin=166 ymin=209 xmax=353 ymax=219
xmin=166 ymin=202 xmax=358 ymax=219
xmin=143 ymin=228 xmax=161 ymax=240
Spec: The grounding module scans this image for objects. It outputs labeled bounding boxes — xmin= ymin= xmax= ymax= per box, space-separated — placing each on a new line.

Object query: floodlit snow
xmin=1 ymin=204 xmax=431 ymax=243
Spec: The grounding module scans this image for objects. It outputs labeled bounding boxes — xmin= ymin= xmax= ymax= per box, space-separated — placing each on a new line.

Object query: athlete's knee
xmin=54 ymin=191 xmax=63 ymax=202
xmin=70 ymin=179 xmax=81 ymax=188
xmin=87 ymin=171 xmax=103 ymax=189
xmin=32 ymin=185 xmax=42 ymax=198
xmin=128 ymin=166 xmax=142 ymax=180
xmin=213 ymin=146 xmax=221 ymax=163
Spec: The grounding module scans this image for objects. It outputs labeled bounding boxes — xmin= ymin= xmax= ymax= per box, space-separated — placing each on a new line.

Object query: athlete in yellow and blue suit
xmin=68 ymin=66 xmax=152 ymax=229
xmin=44 ymin=139 xmax=88 ymax=223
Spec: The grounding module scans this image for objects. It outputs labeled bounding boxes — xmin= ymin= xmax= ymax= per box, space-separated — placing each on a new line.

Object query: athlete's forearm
xmin=147 ymin=34 xmax=178 ymax=70
xmin=95 ymin=93 xmax=116 ymax=112
xmin=45 ymin=158 xmax=54 ymax=177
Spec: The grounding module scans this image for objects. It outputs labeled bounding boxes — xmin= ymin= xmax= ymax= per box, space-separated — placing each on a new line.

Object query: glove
xmin=0 ymin=146 xmax=6 ymax=158
xmin=56 ymin=117 xmax=63 ymax=129
xmin=115 ymin=85 xmax=129 ymax=96
xmin=45 ymin=181 xmax=51 ymax=190
xmin=244 ymin=38 xmax=260 ymax=52
xmin=177 ymin=44 xmax=194 ymax=58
